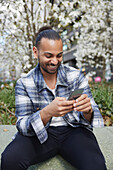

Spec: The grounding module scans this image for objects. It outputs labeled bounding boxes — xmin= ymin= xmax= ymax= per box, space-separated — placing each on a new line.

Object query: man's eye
xmin=45 ymin=55 xmax=51 ymax=58
xmin=57 ymin=55 xmax=62 ymax=58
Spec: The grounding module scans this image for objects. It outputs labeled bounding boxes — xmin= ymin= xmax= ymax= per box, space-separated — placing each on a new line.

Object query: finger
xmin=57 ymin=108 xmax=74 ymax=117
xmin=56 ymin=97 xmax=66 ymax=101
xmin=58 ymin=103 xmax=74 ymax=112
xmin=81 ymin=106 xmax=92 ymax=113
xmin=74 ymin=97 xmax=90 ymax=107
xmin=76 ymin=94 xmax=88 ymax=102
xmin=74 ymin=103 xmax=91 ymax=112
xmin=58 ymin=100 xmax=75 ymax=107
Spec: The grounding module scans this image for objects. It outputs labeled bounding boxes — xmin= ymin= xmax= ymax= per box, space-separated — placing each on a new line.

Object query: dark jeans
xmin=1 ymin=126 xmax=107 ymax=170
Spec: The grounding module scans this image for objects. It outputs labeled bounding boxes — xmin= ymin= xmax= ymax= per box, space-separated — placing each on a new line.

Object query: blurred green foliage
xmin=90 ymin=82 xmax=113 ymax=116
xmin=0 ymin=81 xmax=113 ymax=125
xmin=90 ymin=82 xmax=113 ymax=126
xmin=0 ymin=84 xmax=16 ymax=125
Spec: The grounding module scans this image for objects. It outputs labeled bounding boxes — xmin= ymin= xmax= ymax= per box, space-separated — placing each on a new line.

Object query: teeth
xmin=49 ymin=65 xmax=57 ymax=68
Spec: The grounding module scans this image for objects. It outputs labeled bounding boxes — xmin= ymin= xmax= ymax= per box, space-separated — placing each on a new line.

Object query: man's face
xmin=37 ymin=38 xmax=63 ymax=75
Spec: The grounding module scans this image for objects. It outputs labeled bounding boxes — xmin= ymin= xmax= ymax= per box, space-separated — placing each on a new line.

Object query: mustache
xmin=48 ymin=62 xmax=61 ymax=66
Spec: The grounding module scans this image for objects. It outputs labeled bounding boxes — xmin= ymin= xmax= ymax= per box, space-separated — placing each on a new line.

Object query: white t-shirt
xmin=49 ymin=88 xmax=68 ymax=127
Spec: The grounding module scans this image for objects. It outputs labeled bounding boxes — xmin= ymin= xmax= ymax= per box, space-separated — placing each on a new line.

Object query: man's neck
xmin=41 ymin=70 xmax=57 ymax=89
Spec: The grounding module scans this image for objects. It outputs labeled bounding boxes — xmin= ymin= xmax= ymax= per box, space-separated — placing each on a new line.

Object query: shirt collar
xmin=34 ymin=64 xmax=68 ymax=93
xmin=56 ymin=64 xmax=69 ymax=87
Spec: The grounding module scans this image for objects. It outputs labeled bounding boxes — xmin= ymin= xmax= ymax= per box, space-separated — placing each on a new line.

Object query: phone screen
xmin=68 ymin=88 xmax=84 ymax=100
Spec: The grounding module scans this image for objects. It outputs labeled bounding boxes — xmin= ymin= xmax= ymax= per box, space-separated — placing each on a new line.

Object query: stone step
xmin=0 ymin=125 xmax=113 ymax=170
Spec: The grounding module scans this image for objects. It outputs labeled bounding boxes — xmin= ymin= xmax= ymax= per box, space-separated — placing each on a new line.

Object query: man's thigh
xmin=1 ymin=132 xmax=58 ymax=170
xmin=59 ymin=127 xmax=107 ymax=170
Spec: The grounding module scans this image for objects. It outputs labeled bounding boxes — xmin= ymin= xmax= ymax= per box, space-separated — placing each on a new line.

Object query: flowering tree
xmin=0 ymin=0 xmax=50 ymax=77
xmin=74 ymin=0 xmax=113 ymax=78
xmin=0 ymin=0 xmax=81 ymax=78
xmin=0 ymin=0 xmax=113 ymax=79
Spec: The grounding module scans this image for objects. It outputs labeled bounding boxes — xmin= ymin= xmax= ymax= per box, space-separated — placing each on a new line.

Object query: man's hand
xmin=40 ymin=97 xmax=75 ymax=125
xmin=73 ymin=94 xmax=93 ymax=122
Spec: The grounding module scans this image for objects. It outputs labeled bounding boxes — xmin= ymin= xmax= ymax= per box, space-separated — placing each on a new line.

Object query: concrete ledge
xmin=0 ymin=125 xmax=113 ymax=170
xmin=28 ymin=155 xmax=76 ymax=170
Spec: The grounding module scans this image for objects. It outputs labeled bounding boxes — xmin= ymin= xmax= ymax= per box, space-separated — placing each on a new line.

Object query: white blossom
xmin=0 ymin=0 xmax=112 ymax=80
xmin=74 ymin=0 xmax=113 ymax=76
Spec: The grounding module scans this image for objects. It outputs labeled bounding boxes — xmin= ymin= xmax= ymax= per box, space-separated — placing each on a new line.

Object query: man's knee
xmin=1 ymin=149 xmax=12 ymax=166
xmin=1 ymin=148 xmax=17 ymax=169
xmin=1 ymin=149 xmax=13 ymax=169
xmin=1 ymin=148 xmax=29 ymax=170
xmin=95 ymin=156 xmax=107 ymax=170
xmin=84 ymin=154 xmax=107 ymax=170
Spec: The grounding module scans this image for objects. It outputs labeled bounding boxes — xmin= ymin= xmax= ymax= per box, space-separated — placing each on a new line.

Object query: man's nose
xmin=51 ymin=57 xmax=58 ymax=65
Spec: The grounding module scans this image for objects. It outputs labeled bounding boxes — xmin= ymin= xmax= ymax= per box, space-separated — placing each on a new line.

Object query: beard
xmin=39 ymin=61 xmax=61 ymax=74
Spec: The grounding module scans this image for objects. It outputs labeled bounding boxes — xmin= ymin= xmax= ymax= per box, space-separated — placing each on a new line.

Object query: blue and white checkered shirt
xmin=15 ymin=64 xmax=104 ymax=144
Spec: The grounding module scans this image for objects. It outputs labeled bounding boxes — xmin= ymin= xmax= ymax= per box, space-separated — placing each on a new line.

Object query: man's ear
xmin=33 ymin=46 xmax=38 ymax=59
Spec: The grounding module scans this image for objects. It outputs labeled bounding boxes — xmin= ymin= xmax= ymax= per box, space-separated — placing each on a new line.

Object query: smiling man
xmin=1 ymin=26 xmax=107 ymax=170
xmin=34 ymin=38 xmax=63 ymax=74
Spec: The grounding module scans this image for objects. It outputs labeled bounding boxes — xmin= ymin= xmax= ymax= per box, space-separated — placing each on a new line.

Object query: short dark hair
xmin=35 ymin=25 xmax=61 ymax=48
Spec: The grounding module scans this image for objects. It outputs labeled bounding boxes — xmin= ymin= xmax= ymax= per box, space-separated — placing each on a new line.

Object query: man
xmin=1 ymin=26 xmax=107 ymax=170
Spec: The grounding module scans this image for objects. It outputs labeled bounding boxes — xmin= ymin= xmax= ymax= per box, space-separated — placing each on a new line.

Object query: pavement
xmin=0 ymin=125 xmax=113 ymax=170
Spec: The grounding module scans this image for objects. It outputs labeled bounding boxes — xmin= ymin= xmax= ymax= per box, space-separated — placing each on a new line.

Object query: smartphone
xmin=68 ymin=88 xmax=84 ymax=100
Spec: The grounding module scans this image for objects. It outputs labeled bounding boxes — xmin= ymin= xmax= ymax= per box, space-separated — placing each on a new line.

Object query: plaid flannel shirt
xmin=15 ymin=64 xmax=104 ymax=144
